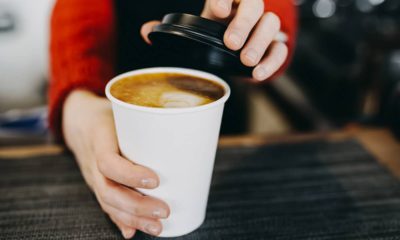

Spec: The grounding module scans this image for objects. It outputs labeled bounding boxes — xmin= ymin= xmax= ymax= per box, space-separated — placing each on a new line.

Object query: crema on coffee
xmin=110 ymin=73 xmax=225 ymax=108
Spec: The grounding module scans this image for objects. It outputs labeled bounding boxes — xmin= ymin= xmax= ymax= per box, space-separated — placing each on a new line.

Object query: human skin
xmin=63 ymin=0 xmax=286 ymax=238
xmin=142 ymin=0 xmax=287 ymax=81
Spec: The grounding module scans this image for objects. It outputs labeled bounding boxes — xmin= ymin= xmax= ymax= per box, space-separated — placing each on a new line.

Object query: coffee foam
xmin=160 ymin=91 xmax=209 ymax=108
xmin=110 ymin=73 xmax=224 ymax=108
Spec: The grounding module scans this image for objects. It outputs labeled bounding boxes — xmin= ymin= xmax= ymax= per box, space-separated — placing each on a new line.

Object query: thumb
xmin=140 ymin=20 xmax=161 ymax=44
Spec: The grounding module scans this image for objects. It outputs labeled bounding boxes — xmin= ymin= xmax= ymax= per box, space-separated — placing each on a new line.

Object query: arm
xmin=49 ymin=1 xmax=297 ymax=238
xmin=49 ymin=0 xmax=116 ymax=137
xmin=49 ymin=1 xmax=169 ymax=238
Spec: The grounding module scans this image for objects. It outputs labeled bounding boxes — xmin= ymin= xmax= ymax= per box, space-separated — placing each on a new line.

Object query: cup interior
xmin=105 ymin=67 xmax=231 ymax=114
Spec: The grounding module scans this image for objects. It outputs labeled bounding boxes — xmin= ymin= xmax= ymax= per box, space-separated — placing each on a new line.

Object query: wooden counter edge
xmin=0 ymin=131 xmax=345 ymax=159
xmin=354 ymin=129 xmax=400 ymax=178
xmin=1 ymin=128 xmax=399 ymax=178
xmin=219 ymin=128 xmax=400 ymax=178
xmin=0 ymin=145 xmax=65 ymax=159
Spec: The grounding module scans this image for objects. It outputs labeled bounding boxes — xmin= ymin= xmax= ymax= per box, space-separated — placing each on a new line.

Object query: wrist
xmin=62 ymin=90 xmax=96 ymax=150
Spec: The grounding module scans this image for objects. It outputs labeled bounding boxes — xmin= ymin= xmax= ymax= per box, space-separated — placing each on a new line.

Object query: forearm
xmin=62 ymin=89 xmax=110 ymax=189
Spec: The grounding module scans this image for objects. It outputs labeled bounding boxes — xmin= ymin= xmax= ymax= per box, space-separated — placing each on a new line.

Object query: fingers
xmin=110 ymin=215 xmax=136 ymax=239
xmin=224 ymin=0 xmax=264 ymax=50
xmin=240 ymin=12 xmax=281 ymax=67
xmin=97 ymin=179 xmax=170 ymax=220
xmin=202 ymin=1 xmax=287 ymax=80
xmin=140 ymin=21 xmax=161 ymax=44
xmin=106 ymin=204 xmax=162 ymax=236
xmin=97 ymin=151 xmax=160 ymax=189
xmin=107 ymin=205 xmax=160 ymax=237
xmin=253 ymin=41 xmax=288 ymax=81
xmin=95 ymin=177 xmax=169 ymax=236
xmin=203 ymin=0 xmax=234 ymax=19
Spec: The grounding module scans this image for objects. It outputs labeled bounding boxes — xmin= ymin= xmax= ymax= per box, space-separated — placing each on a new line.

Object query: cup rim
xmin=105 ymin=67 xmax=231 ymax=114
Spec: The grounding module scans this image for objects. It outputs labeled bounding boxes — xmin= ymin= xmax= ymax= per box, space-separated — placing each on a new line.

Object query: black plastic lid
xmin=149 ymin=13 xmax=252 ymax=77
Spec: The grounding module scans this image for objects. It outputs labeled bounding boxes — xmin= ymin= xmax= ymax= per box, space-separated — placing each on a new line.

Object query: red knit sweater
xmin=49 ymin=0 xmax=297 ymax=137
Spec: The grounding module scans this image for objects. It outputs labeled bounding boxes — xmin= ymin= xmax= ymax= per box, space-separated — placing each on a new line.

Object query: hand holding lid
xmin=141 ymin=0 xmax=287 ymax=81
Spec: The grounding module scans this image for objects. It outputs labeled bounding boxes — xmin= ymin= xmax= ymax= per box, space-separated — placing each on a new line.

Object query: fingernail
xmin=245 ymin=49 xmax=259 ymax=64
xmin=152 ymin=208 xmax=168 ymax=218
xmin=217 ymin=0 xmax=230 ymax=11
xmin=254 ymin=66 xmax=269 ymax=81
xmin=122 ymin=228 xmax=134 ymax=239
xmin=141 ymin=178 xmax=157 ymax=188
xmin=228 ymin=32 xmax=242 ymax=48
xmin=145 ymin=224 xmax=160 ymax=235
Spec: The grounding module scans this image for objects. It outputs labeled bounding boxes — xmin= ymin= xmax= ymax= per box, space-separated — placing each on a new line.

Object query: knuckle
xmin=260 ymin=13 xmax=269 ymax=24
xmin=269 ymin=54 xmax=279 ymax=66
xmin=244 ymin=0 xmax=264 ymax=9
xmin=210 ymin=0 xmax=229 ymax=16
xmin=255 ymin=1 xmax=265 ymax=17
xmin=96 ymin=155 xmax=110 ymax=176
xmin=264 ymin=12 xmax=281 ymax=32
xmin=99 ymin=190 xmax=113 ymax=205
xmin=241 ymin=52 xmax=258 ymax=67
xmin=163 ymin=204 xmax=171 ymax=217
xmin=272 ymin=53 xmax=283 ymax=65
xmin=135 ymin=195 xmax=148 ymax=207
xmin=240 ymin=15 xmax=257 ymax=27
xmin=127 ymin=215 xmax=139 ymax=228
xmin=276 ymin=42 xmax=288 ymax=56
xmin=120 ymin=172 xmax=137 ymax=187
xmin=128 ymin=195 xmax=146 ymax=215
xmin=130 ymin=202 xmax=140 ymax=216
xmin=212 ymin=0 xmax=222 ymax=8
xmin=99 ymin=202 xmax=109 ymax=213
xmin=259 ymin=0 xmax=265 ymax=9
xmin=280 ymin=48 xmax=289 ymax=62
xmin=282 ymin=43 xmax=289 ymax=54
xmin=271 ymin=43 xmax=288 ymax=64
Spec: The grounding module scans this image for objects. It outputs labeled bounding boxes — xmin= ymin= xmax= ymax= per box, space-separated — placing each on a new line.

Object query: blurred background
xmin=251 ymin=0 xmax=400 ymax=138
xmin=0 ymin=0 xmax=53 ymax=144
xmin=0 ymin=0 xmax=399 ymax=144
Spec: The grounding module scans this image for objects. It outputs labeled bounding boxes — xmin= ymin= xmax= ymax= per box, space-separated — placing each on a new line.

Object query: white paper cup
xmin=105 ymin=67 xmax=230 ymax=237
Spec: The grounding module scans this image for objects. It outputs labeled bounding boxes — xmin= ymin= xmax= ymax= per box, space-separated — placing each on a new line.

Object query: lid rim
xmin=150 ymin=24 xmax=239 ymax=58
xmin=162 ymin=13 xmax=227 ymax=36
xmin=149 ymin=13 xmax=253 ymax=77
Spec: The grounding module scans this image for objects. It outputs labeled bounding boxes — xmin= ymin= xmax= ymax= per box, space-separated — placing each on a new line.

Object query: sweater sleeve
xmin=264 ymin=0 xmax=298 ymax=79
xmin=48 ymin=0 xmax=116 ymax=138
xmin=48 ymin=0 xmax=297 ymax=138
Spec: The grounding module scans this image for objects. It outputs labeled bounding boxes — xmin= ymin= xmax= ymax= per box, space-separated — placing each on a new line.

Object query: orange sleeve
xmin=48 ymin=0 xmax=116 ymax=138
xmin=264 ymin=0 xmax=298 ymax=79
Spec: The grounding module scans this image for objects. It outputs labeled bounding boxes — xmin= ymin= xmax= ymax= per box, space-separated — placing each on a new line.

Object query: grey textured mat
xmin=1 ymin=139 xmax=400 ymax=239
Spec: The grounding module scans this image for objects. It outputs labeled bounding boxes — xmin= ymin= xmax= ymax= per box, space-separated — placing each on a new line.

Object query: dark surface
xmin=1 ymin=139 xmax=400 ymax=239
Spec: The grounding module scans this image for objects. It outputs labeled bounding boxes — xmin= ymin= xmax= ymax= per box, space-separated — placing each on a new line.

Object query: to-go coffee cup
xmin=105 ymin=67 xmax=230 ymax=237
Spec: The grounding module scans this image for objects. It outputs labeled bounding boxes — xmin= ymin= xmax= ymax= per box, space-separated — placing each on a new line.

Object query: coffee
xmin=110 ymin=73 xmax=225 ymax=108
